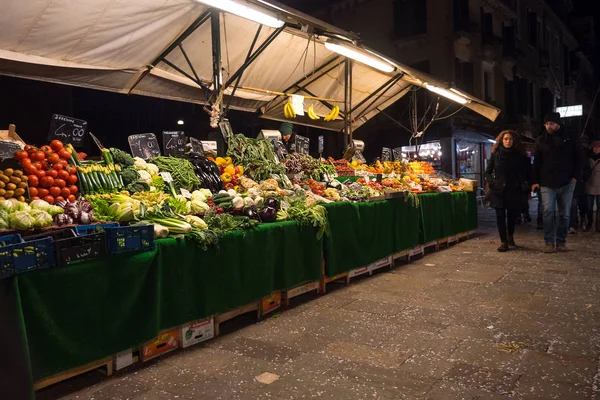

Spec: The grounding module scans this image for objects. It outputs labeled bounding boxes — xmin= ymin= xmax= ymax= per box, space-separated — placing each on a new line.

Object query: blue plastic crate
xmin=0 ymin=237 xmax=56 ymax=277
xmin=75 ymin=223 xmax=119 ymax=237
xmin=105 ymin=225 xmax=154 ymax=254
xmin=0 ymin=234 xmax=24 ymax=279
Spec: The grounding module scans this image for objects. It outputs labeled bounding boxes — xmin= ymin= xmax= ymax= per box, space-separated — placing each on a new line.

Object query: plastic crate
xmin=74 ymin=223 xmax=119 ymax=237
xmin=0 ymin=237 xmax=56 ymax=276
xmin=55 ymin=231 xmax=107 ymax=265
xmin=0 ymin=234 xmax=24 ymax=279
xmin=22 ymin=228 xmax=76 ymax=242
xmin=105 ymin=225 xmax=154 ymax=254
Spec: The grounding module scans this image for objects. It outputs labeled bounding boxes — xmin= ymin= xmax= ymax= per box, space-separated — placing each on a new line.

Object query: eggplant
xmin=264 ymin=198 xmax=280 ymax=211
xmin=259 ymin=206 xmax=277 ymax=223
xmin=243 ymin=206 xmax=261 ymax=221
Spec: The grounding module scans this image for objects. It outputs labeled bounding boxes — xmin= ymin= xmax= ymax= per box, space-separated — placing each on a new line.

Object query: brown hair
xmin=491 ymin=130 xmax=525 ymax=154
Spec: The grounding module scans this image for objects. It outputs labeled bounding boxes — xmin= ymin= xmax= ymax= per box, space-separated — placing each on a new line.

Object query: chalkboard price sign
xmin=128 ymin=133 xmax=160 ymax=160
xmin=392 ymin=147 xmax=403 ymax=161
xmin=318 ymin=135 xmax=324 ymax=154
xmin=381 ymin=147 xmax=392 ymax=161
xmin=0 ymin=141 xmax=22 ymax=159
xmin=189 ymin=137 xmax=204 ymax=156
xmin=48 ymin=114 xmax=88 ymax=147
xmin=295 ymin=135 xmax=310 ymax=155
xmin=162 ymin=131 xmax=185 ymax=156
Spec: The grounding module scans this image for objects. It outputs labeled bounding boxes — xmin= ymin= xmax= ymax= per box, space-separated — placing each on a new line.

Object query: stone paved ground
xmin=38 ymin=203 xmax=600 ymax=400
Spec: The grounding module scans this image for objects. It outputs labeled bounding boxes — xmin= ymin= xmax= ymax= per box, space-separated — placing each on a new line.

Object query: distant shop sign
xmin=555 ymin=105 xmax=583 ymax=118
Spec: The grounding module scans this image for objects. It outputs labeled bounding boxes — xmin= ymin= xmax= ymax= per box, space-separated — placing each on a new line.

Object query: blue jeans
xmin=540 ymin=181 xmax=576 ymax=245
xmin=587 ymin=195 xmax=600 ymax=229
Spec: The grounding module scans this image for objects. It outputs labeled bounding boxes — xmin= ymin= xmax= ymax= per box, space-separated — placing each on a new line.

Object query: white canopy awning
xmin=0 ymin=0 xmax=500 ymax=132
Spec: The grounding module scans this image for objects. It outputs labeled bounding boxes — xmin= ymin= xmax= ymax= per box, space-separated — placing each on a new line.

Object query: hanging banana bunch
xmin=324 ymin=105 xmax=340 ymax=122
xmin=283 ymin=101 xmax=296 ymax=119
xmin=307 ymin=104 xmax=320 ymax=120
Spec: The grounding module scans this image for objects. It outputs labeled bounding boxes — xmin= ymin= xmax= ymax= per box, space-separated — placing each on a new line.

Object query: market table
xmin=0 ymin=192 xmax=477 ymax=398
xmin=4 ymin=221 xmax=322 ymax=393
xmin=323 ymin=192 xmax=477 ymax=276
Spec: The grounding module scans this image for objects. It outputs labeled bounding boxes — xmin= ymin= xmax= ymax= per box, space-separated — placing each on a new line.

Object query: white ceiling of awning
xmin=0 ymin=0 xmax=500 ymax=132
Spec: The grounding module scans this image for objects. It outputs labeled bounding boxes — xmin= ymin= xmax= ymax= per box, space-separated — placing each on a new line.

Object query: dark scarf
xmin=496 ymin=146 xmax=524 ymax=181
xmin=497 ymin=145 xmax=522 ymax=163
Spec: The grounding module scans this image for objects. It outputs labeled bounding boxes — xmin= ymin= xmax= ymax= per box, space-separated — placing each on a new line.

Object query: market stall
xmin=0 ymin=1 xmax=494 ymax=398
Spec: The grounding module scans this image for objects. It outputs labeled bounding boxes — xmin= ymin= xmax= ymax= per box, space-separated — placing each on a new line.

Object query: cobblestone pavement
xmin=38 ymin=204 xmax=600 ymax=400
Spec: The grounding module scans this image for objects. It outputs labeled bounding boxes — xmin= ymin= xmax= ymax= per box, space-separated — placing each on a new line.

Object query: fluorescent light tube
xmin=425 ymin=84 xmax=469 ymax=104
xmin=194 ymin=0 xmax=285 ymax=28
xmin=324 ymin=42 xmax=395 ymax=73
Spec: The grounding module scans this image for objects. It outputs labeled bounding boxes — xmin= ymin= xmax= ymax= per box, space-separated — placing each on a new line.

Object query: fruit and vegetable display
xmin=0 ymin=128 xmax=468 ymax=276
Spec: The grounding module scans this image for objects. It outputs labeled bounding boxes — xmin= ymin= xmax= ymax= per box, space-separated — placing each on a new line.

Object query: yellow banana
xmin=284 ymin=101 xmax=296 ymax=119
xmin=332 ymin=105 xmax=340 ymax=120
xmin=307 ymin=104 xmax=319 ymax=120
xmin=324 ymin=105 xmax=339 ymax=121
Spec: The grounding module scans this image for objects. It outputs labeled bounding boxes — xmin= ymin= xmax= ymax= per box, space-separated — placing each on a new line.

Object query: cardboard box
xmin=348 ymin=266 xmax=369 ymax=278
xmin=0 ymin=124 xmax=25 ymax=145
xmin=181 ymin=318 xmax=215 ymax=348
xmin=368 ymin=256 xmax=391 ymax=273
xmin=261 ymin=291 xmax=281 ymax=316
xmin=142 ymin=328 xmax=179 ymax=361
xmin=409 ymin=245 xmax=423 ymax=256
xmin=115 ymin=349 xmax=134 ymax=371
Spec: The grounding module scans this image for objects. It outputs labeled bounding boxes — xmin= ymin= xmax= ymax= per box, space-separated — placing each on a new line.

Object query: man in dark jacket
xmin=531 ymin=112 xmax=583 ymax=252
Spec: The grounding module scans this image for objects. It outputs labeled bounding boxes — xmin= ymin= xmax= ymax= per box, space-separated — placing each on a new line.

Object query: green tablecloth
xmin=323 ymin=192 xmax=477 ymax=276
xmin=1 ymin=192 xmax=476 ymax=396
xmin=15 ymin=221 xmax=322 ymax=382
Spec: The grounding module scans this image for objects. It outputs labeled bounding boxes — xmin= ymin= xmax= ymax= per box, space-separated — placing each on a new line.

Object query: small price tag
xmin=180 ymin=188 xmax=192 ymax=199
xmin=160 ymin=172 xmax=173 ymax=183
xmin=365 ymin=175 xmax=370 ymax=183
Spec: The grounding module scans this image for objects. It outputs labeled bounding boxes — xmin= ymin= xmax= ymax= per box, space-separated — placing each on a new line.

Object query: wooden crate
xmin=282 ymin=281 xmax=320 ymax=306
xmin=408 ymin=245 xmax=424 ymax=261
xmin=259 ymin=291 xmax=282 ymax=317
xmin=319 ymin=272 xmax=349 ymax=294
xmin=392 ymin=250 xmax=409 ymax=265
xmin=423 ymin=240 xmax=440 ymax=252
xmin=214 ymin=302 xmax=260 ymax=336
xmin=142 ymin=328 xmax=179 ymax=361
xmin=34 ymin=356 xmax=113 ymax=391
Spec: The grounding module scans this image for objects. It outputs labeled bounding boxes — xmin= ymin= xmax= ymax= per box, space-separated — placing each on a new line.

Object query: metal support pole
xmin=211 ymin=10 xmax=223 ymax=115
xmin=344 ymin=58 xmax=353 ymax=149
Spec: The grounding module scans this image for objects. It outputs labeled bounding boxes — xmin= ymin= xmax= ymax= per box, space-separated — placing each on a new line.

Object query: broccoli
xmin=151 ymin=175 xmax=165 ymax=192
xmin=110 ymin=148 xmax=135 ymax=167
xmin=126 ymin=180 xmax=150 ymax=194
xmin=121 ymin=167 xmax=140 ymax=186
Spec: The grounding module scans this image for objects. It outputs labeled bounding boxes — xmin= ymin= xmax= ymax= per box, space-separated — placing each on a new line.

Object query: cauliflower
xmin=185 ymin=215 xmax=208 ymax=229
xmin=137 ymin=169 xmax=152 ymax=184
xmin=191 ymin=190 xmax=207 ymax=202
xmin=145 ymin=163 xmax=159 ymax=176
xmin=191 ymin=199 xmax=210 ymax=214
xmin=199 ymin=189 xmax=212 ymax=198
xmin=133 ymin=157 xmax=147 ymax=170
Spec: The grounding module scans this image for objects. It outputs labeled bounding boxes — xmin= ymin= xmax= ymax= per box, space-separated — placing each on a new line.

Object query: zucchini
xmin=212 ymin=193 xmax=231 ymax=201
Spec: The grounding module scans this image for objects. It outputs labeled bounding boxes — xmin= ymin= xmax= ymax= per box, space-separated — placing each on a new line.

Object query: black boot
xmin=507 ymin=235 xmax=516 ymax=248
xmin=497 ymin=242 xmax=509 ymax=252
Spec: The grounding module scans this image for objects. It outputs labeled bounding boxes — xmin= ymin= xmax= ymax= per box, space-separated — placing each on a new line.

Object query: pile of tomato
xmin=14 ymin=140 xmax=78 ymax=204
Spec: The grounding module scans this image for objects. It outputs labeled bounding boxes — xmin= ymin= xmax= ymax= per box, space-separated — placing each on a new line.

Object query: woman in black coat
xmin=485 ymin=130 xmax=529 ymax=252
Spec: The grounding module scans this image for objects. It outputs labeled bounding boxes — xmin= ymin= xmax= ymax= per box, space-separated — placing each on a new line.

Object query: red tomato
xmin=67 ymin=174 xmax=78 ymax=184
xmin=33 ymin=162 xmax=43 ymax=170
xmin=57 ymin=170 xmax=69 ymax=180
xmin=49 ymin=186 xmax=61 ymax=197
xmin=55 ymin=196 xmax=65 ymax=203
xmin=67 ymin=194 xmax=76 ymax=203
xmin=32 ymin=151 xmax=46 ymax=161
xmin=47 ymin=170 xmax=58 ymax=179
xmin=24 ymin=144 xmax=32 ymax=152
xmin=50 ymin=140 xmax=64 ymax=152
xmin=59 ymin=158 xmax=69 ymax=165
xmin=30 ymin=196 xmax=40 ymax=201
xmin=40 ymin=176 xmax=54 ymax=188
xmin=42 ymin=195 xmax=54 ymax=205
xmin=54 ymin=178 xmax=66 ymax=188
xmin=53 ymin=163 xmax=64 ymax=171
xmin=58 ymin=149 xmax=71 ymax=160
xmin=69 ymin=166 xmax=77 ymax=174
xmin=37 ymin=188 xmax=49 ymax=198
xmin=47 ymin=154 xmax=60 ymax=165
xmin=28 ymin=175 xmax=39 ymax=187
xmin=61 ymin=187 xmax=71 ymax=198
xmin=35 ymin=170 xmax=46 ymax=178
xmin=29 ymin=187 xmax=38 ymax=197
xmin=68 ymin=185 xmax=78 ymax=194
xmin=20 ymin=157 xmax=32 ymax=167
xmin=14 ymin=151 xmax=28 ymax=161
xmin=25 ymin=166 xmax=37 ymax=176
